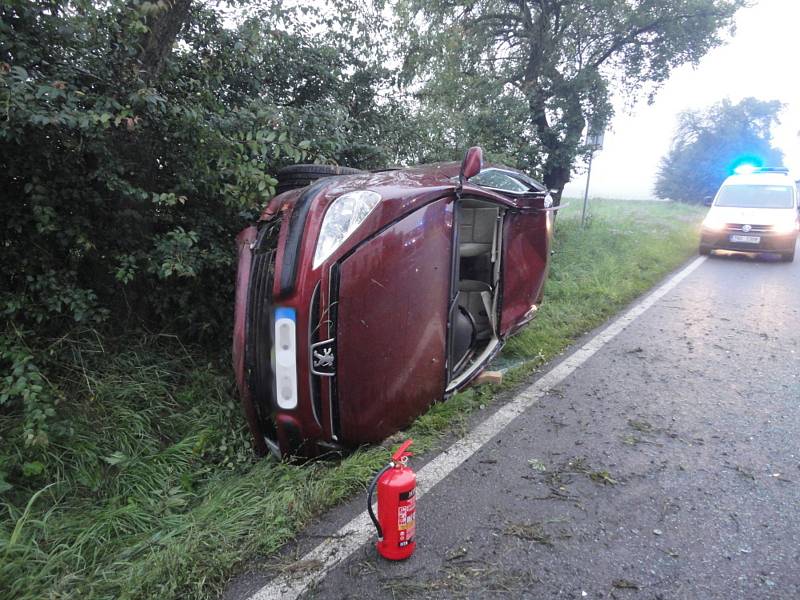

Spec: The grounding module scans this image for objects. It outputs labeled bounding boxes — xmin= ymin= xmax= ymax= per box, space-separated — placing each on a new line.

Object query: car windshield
xmin=715 ymin=185 xmax=794 ymax=208
xmin=471 ymin=169 xmax=530 ymax=193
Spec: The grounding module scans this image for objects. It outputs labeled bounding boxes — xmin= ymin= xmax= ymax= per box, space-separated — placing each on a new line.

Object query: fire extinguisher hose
xmin=367 ymin=463 xmax=393 ymax=540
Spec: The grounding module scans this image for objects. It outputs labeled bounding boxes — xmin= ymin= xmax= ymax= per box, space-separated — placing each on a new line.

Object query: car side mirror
xmin=704 ymin=196 xmax=713 ymax=206
xmin=459 ymin=146 xmax=483 ymax=186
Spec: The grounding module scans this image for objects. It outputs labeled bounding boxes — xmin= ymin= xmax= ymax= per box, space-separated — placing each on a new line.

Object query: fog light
xmin=274 ymin=307 xmax=298 ymax=409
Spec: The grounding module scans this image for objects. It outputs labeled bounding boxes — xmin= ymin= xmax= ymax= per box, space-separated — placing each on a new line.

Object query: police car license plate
xmin=730 ymin=234 xmax=760 ymax=244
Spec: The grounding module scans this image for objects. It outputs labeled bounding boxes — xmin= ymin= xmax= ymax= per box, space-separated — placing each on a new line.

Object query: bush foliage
xmin=1 ymin=0 xmax=414 ymax=341
xmin=1 ymin=0 xmax=424 ymax=456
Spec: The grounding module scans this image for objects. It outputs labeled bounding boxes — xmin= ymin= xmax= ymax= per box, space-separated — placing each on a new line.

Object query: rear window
xmin=716 ymin=185 xmax=794 ymax=208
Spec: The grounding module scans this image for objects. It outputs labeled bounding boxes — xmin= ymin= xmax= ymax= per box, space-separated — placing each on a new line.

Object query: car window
xmin=472 ymin=169 xmax=530 ymax=193
xmin=716 ymin=185 xmax=794 ymax=209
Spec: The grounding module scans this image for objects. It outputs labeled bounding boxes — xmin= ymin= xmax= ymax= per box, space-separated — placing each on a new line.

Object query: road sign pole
xmin=581 ymin=150 xmax=594 ymax=228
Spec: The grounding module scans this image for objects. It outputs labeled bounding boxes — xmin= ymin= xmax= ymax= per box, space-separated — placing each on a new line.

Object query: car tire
xmin=780 ymin=249 xmax=795 ymax=263
xmin=699 ymin=245 xmax=711 ymax=256
xmin=275 ymin=164 xmax=364 ymax=196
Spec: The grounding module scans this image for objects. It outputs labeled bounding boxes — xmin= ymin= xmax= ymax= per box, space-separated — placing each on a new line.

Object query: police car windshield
xmin=715 ymin=185 xmax=794 ymax=209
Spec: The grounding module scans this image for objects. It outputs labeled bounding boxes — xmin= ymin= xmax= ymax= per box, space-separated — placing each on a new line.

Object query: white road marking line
xmin=248 ymin=255 xmax=708 ymax=600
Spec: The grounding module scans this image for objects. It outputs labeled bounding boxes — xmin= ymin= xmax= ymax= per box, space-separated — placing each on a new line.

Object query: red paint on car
xmin=233 ymin=151 xmax=559 ymax=458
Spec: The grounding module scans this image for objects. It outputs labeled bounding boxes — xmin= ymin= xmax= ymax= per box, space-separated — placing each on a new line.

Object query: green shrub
xmin=0 ymin=0 xmax=417 ymax=344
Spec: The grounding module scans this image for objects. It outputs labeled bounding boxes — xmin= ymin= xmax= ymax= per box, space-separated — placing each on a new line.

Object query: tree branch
xmin=590 ymin=9 xmax=726 ymax=68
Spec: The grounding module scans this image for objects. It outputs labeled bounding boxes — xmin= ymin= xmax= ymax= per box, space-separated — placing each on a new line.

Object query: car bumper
xmin=700 ymin=230 xmax=798 ymax=253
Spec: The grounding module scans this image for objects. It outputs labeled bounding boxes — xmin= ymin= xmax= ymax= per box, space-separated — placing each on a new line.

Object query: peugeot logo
xmin=313 ymin=347 xmax=334 ymax=368
xmin=310 ymin=338 xmax=336 ymax=376
xmin=742 ymin=224 xmax=752 ymax=233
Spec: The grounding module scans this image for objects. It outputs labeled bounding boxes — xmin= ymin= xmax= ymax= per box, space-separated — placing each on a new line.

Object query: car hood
xmin=258 ymin=161 xmax=539 ymax=223
xmin=707 ymin=206 xmax=798 ymax=225
xmin=259 ymin=163 xmax=462 ymax=221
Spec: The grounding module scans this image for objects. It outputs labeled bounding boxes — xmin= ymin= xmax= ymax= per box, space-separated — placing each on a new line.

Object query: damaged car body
xmin=233 ymin=148 xmax=558 ymax=458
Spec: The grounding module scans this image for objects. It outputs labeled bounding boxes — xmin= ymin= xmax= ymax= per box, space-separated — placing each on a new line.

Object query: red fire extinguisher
xmin=367 ymin=439 xmax=416 ymax=560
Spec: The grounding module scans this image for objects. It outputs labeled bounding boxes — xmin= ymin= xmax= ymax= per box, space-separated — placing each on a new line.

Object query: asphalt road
xmin=225 ymin=248 xmax=800 ymax=600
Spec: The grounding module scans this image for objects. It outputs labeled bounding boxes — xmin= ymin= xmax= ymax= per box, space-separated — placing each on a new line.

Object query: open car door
xmin=499 ymin=203 xmax=554 ymax=335
xmin=467 ymin=166 xmax=556 ymax=336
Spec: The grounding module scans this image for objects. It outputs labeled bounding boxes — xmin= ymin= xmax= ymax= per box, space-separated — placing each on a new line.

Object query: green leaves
xmin=398 ymin=0 xmax=746 ymax=190
xmin=0 ymin=334 xmax=57 ymax=449
xmin=102 ymin=451 xmax=132 ymax=467
xmin=21 ymin=462 xmax=45 ymax=477
xmin=8 ymin=65 xmax=29 ymax=81
xmin=114 ymin=255 xmax=139 ymax=284
xmin=152 ymin=227 xmax=201 ymax=279
xmin=2 ymin=0 xmax=414 ymax=343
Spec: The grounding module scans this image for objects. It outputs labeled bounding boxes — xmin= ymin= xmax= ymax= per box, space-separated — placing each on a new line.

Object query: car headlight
xmin=702 ymin=216 xmax=726 ymax=231
xmin=313 ymin=190 xmax=381 ymax=268
xmin=772 ymin=219 xmax=799 ymax=235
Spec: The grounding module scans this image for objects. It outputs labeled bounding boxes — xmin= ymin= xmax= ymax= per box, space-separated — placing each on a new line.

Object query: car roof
xmin=722 ymin=172 xmax=794 ymax=187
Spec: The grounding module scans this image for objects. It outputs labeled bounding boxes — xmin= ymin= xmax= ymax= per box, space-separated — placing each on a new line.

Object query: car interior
xmin=449 ymin=198 xmax=503 ymax=383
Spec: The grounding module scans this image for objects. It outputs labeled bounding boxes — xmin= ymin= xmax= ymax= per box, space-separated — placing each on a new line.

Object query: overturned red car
xmin=233 ymin=148 xmax=557 ymax=458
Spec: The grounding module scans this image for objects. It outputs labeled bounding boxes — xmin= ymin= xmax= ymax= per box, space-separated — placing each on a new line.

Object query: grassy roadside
xmin=504 ymin=199 xmax=706 ymax=364
xmin=1 ymin=200 xmax=705 ymax=600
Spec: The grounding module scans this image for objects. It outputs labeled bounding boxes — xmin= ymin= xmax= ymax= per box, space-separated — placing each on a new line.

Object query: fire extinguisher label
xmin=397 ymin=489 xmax=416 ymax=547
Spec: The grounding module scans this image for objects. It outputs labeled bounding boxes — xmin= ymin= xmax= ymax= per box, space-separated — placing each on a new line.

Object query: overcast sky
xmin=562 ymin=0 xmax=800 ymax=200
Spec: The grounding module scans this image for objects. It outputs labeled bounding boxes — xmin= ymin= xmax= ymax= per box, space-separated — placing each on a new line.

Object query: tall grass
xmin=504 ymin=199 xmax=705 ymax=361
xmin=0 ymin=200 xmax=704 ymax=600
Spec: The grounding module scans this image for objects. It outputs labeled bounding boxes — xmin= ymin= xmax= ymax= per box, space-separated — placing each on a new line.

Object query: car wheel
xmin=699 ymin=245 xmax=711 ymax=256
xmin=275 ymin=164 xmax=364 ymax=196
xmin=780 ymin=249 xmax=795 ymax=263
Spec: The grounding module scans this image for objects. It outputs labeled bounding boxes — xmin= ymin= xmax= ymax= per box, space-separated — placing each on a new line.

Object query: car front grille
xmin=724 ymin=223 xmax=773 ymax=234
xmin=309 ymin=283 xmax=323 ymax=426
xmin=246 ymin=220 xmax=281 ymax=441
xmin=328 ymin=262 xmax=341 ymax=439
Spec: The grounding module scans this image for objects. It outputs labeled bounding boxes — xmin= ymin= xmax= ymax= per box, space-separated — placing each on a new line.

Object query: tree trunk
xmin=138 ymin=0 xmax=192 ymax=81
xmin=528 ymin=84 xmax=585 ymax=202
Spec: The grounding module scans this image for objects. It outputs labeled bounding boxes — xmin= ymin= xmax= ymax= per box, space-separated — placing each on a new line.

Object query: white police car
xmin=700 ymin=167 xmax=799 ymax=262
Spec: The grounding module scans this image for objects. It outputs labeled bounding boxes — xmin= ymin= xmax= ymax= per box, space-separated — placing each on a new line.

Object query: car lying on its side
xmin=233 ymin=148 xmax=558 ymax=458
xmin=700 ymin=168 xmax=799 ymax=262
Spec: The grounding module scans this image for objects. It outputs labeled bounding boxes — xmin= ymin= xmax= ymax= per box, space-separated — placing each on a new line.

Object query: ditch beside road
xmin=228 ymin=248 xmax=800 ymax=600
